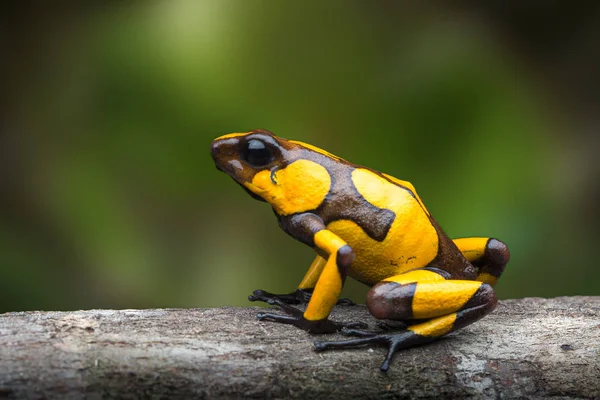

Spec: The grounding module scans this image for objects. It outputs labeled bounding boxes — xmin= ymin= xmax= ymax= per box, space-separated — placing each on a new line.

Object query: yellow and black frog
xmin=211 ymin=129 xmax=509 ymax=371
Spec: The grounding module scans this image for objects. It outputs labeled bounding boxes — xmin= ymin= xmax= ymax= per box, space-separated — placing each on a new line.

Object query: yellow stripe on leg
xmin=304 ymin=230 xmax=349 ymax=321
xmin=383 ymin=269 xmax=446 ymax=285
xmin=304 ymin=257 xmax=342 ymax=321
xmin=408 ymin=313 xmax=457 ymax=337
xmin=298 ymin=256 xmax=327 ymax=289
xmin=453 ymin=237 xmax=488 ymax=262
xmin=412 ymin=280 xmax=482 ymax=319
xmin=476 ymin=272 xmax=498 ymax=287
xmin=314 ymin=230 xmax=347 ymax=254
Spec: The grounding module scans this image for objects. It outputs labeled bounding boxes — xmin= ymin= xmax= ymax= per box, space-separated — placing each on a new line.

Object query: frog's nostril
xmin=211 ymin=141 xmax=226 ymax=172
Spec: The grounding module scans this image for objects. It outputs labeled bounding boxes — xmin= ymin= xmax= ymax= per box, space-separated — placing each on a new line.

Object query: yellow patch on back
xmin=408 ymin=313 xmax=457 ymax=337
xmin=327 ymin=168 xmax=437 ymax=284
xmin=382 ymin=173 xmax=430 ymax=216
xmin=411 ymin=280 xmax=481 ymax=319
xmin=244 ymin=159 xmax=331 ymax=216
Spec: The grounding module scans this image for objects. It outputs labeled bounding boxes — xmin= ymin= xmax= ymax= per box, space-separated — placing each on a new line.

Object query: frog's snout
xmin=210 ymin=144 xmax=220 ymax=173
xmin=210 ymin=140 xmax=222 ymax=160
xmin=211 ymin=137 xmax=244 ymax=177
xmin=211 ymin=139 xmax=230 ymax=172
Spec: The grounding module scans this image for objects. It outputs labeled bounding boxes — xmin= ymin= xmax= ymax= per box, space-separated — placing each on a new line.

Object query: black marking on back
xmin=315 ymin=160 xmax=395 ymax=242
xmin=270 ymin=144 xmax=400 ymax=243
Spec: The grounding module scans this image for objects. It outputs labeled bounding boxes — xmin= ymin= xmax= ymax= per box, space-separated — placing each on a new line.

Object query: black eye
xmin=243 ymin=139 xmax=273 ymax=166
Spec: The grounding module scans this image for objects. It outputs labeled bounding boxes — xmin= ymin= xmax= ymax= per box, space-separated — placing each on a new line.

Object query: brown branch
xmin=1 ymin=297 xmax=599 ymax=399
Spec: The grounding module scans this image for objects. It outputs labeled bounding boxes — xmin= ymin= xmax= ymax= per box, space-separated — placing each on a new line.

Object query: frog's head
xmin=211 ymin=129 xmax=332 ymax=216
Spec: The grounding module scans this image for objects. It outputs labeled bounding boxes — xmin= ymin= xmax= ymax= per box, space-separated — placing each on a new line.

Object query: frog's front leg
xmin=314 ymin=268 xmax=497 ymax=371
xmin=250 ymin=213 xmax=365 ymax=333
xmin=249 ymin=255 xmax=356 ymax=305
xmin=248 ymin=255 xmax=325 ymax=305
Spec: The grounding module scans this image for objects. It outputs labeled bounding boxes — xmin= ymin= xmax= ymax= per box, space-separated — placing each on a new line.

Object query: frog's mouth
xmin=213 ymin=159 xmax=240 ymax=181
xmin=238 ymin=181 xmax=266 ymax=202
xmin=215 ymin=162 xmax=263 ymax=202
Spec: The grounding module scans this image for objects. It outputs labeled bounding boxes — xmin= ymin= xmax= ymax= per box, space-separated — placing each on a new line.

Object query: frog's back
xmin=317 ymin=165 xmax=440 ymax=284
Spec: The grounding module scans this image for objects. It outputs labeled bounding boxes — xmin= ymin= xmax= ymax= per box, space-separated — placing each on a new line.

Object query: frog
xmin=210 ymin=129 xmax=510 ymax=372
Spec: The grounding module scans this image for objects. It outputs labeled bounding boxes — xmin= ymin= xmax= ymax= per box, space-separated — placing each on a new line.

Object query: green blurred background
xmin=1 ymin=1 xmax=599 ymax=313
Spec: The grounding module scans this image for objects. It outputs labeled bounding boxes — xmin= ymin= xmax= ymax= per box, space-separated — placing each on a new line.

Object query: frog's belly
xmin=327 ymin=218 xmax=439 ymax=285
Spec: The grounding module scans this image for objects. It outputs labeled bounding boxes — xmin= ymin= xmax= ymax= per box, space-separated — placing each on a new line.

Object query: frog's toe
xmin=337 ymin=321 xmax=368 ymax=330
xmin=248 ymin=288 xmax=312 ymax=305
xmin=257 ymin=312 xmax=301 ymax=325
xmin=336 ymin=297 xmax=356 ymax=306
xmin=313 ymin=334 xmax=384 ymax=352
xmin=248 ymin=289 xmax=268 ymax=302
xmin=339 ymin=327 xmax=376 ymax=337
xmin=248 ymin=289 xmax=280 ymax=303
xmin=250 ymin=292 xmax=304 ymax=317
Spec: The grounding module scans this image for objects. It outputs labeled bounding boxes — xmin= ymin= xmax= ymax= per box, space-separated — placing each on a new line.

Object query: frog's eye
xmin=243 ymin=139 xmax=273 ymax=167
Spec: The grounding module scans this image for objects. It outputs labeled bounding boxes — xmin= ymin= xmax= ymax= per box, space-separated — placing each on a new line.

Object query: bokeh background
xmin=1 ymin=1 xmax=599 ymax=313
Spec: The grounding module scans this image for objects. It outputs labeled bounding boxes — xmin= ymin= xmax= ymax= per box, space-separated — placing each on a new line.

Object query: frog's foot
xmin=251 ymin=294 xmax=367 ymax=333
xmin=249 ymin=288 xmax=356 ymax=306
xmin=313 ymin=328 xmax=430 ymax=372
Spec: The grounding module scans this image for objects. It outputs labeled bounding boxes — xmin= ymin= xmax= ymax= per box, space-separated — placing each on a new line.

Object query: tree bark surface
xmin=0 ymin=297 xmax=598 ymax=399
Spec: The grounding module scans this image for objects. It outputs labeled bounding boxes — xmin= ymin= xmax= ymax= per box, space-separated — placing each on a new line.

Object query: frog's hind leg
xmin=453 ymin=237 xmax=510 ymax=287
xmin=314 ymin=268 xmax=497 ymax=372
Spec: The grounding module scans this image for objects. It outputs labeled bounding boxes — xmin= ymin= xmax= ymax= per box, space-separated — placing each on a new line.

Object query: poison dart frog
xmin=211 ymin=129 xmax=510 ymax=372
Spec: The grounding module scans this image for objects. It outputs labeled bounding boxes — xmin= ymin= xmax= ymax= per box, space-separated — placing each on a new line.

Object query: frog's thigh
xmin=366 ymin=270 xmax=496 ymax=323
